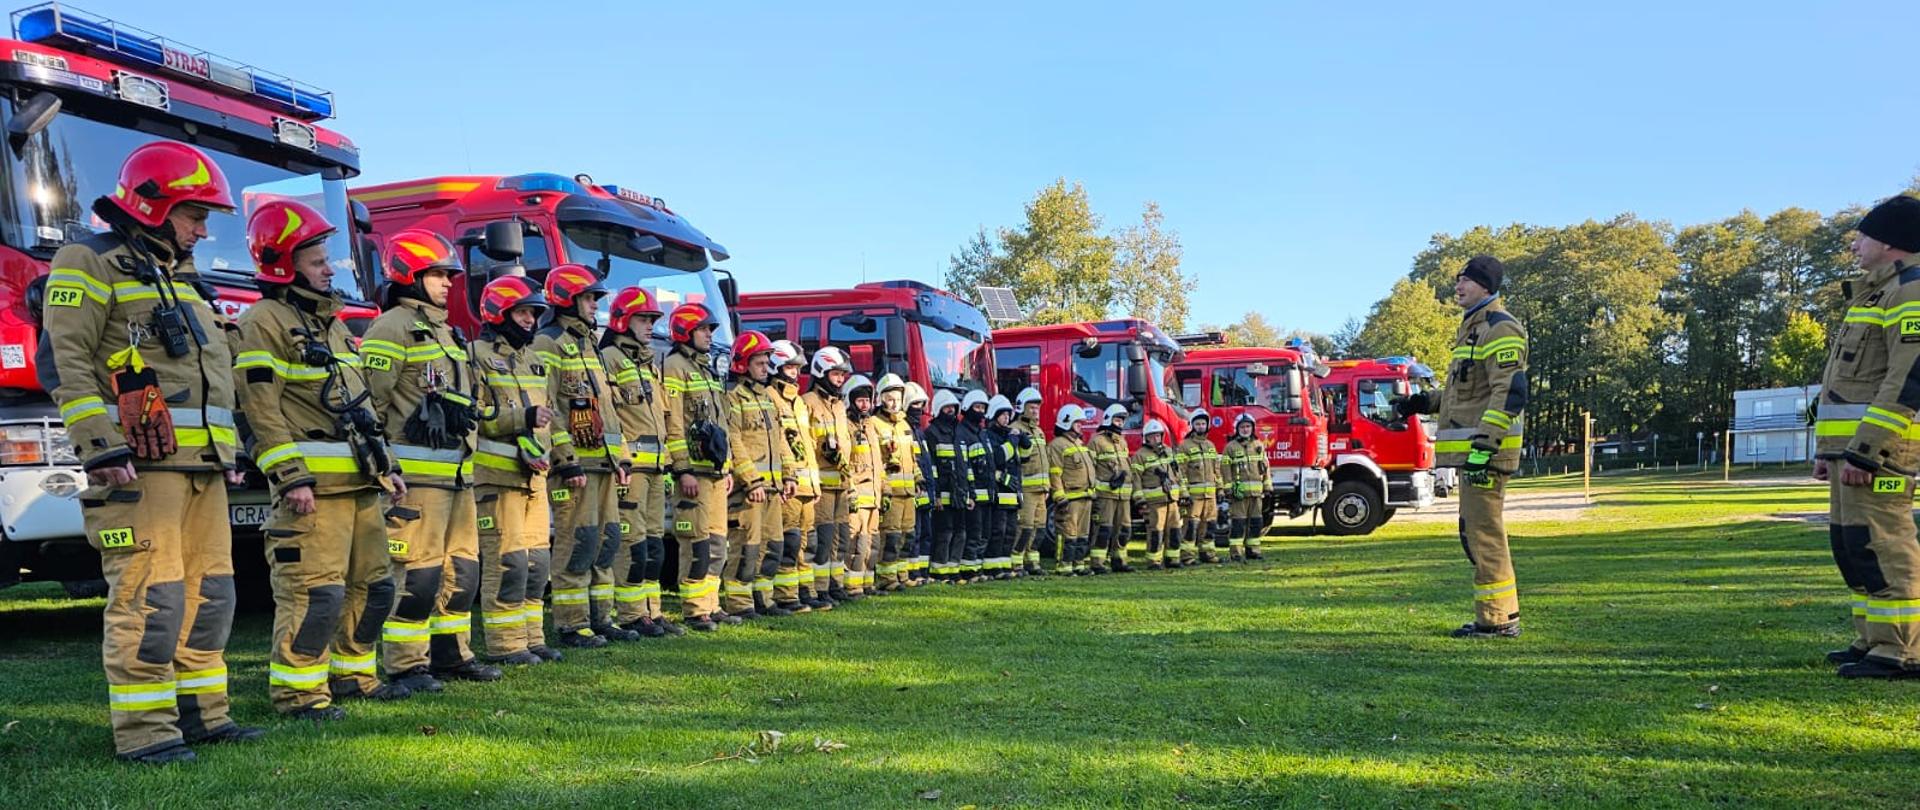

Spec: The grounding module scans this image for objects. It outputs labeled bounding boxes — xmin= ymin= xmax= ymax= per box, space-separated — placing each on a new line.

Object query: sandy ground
xmin=1276 ymin=485 xmax=1593 ymax=528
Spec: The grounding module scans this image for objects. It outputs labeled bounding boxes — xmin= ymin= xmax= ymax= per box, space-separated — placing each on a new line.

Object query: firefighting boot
xmin=714 ymin=610 xmax=745 ymax=624
xmin=757 ymin=592 xmax=794 ymax=617
xmin=528 ymin=645 xmax=564 ymax=662
xmin=122 ymin=742 xmax=197 ymax=766
xmin=389 ymin=667 xmax=446 ymax=693
xmin=331 ymin=679 xmax=414 ymax=702
xmin=187 ymin=724 xmax=268 ymax=746
xmin=1244 ymin=523 xmax=1265 ymax=560
xmin=1450 ymin=622 xmax=1521 ymax=639
xmin=489 ymin=650 xmax=545 ymax=666
xmin=558 ymin=627 xmax=609 ymax=649
xmin=655 ymin=616 xmax=688 ymax=636
xmin=622 ymin=616 xmax=668 ymax=638
xmin=286 ymin=705 xmax=347 ymax=724
xmin=1838 ymin=657 xmax=1920 ymax=679
xmin=1827 ymin=646 xmax=1871 ymax=665
xmin=593 ymin=622 xmax=643 ymax=641
xmin=686 ymin=614 xmax=719 ymax=632
xmin=802 ymin=586 xmax=835 ymax=611
xmin=432 ymin=659 xmax=505 ymax=682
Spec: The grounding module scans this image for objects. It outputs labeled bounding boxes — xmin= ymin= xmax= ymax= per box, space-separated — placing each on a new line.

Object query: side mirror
xmin=355 ymin=236 xmax=381 ymax=301
xmin=1394 ymin=379 xmax=1411 ymax=397
xmin=717 ymin=273 xmax=739 ymax=308
xmin=7 ymin=91 xmax=60 ymax=152
xmin=884 ymin=315 xmax=909 ymax=358
xmin=1126 ymin=362 xmax=1150 ymax=398
xmin=1286 ymin=368 xmax=1304 ymax=413
xmin=480 ymin=220 xmax=524 ymax=262
xmin=349 ymin=200 xmax=373 ymax=234
xmin=1126 ymin=343 xmax=1148 ymax=362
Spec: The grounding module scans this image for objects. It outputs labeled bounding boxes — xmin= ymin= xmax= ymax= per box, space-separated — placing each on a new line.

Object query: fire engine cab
xmin=736 ymin=280 xmax=995 ymax=397
xmin=1171 ymin=343 xmax=1332 ymax=523
xmin=1317 ymin=356 xmax=1444 ymax=534
xmin=993 ymin=318 xmax=1189 ymax=448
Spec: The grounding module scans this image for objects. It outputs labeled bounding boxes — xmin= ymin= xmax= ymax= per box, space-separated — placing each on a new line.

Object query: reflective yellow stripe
xmin=1481 ymin=410 xmax=1513 ymax=430
xmin=60 ymin=396 xmax=108 ymax=424
xmin=329 ymin=651 xmax=377 ymax=674
xmin=1433 ymin=435 xmax=1524 ymax=454
xmin=108 ymin=681 xmax=177 ymax=711
xmin=1814 ymin=419 xmax=1920 ymax=439
xmin=1474 ymin=579 xmax=1517 ymax=601
xmin=381 ymin=619 xmax=430 ymax=642
xmin=255 ymin=442 xmax=302 ymax=470
xmin=1866 ymin=599 xmax=1920 ymax=623
xmin=1451 ymin=335 xmax=1527 ymax=360
xmin=176 ymin=666 xmax=227 ymax=695
xmin=268 ymin=662 xmax=329 ymax=688
xmin=1844 ymin=303 xmax=1920 ymax=326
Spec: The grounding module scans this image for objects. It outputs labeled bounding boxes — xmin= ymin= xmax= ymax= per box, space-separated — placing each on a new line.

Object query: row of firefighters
xmin=42 ymin=143 xmax=1313 ymax=763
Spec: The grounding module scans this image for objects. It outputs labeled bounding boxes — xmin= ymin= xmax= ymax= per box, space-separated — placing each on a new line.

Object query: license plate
xmin=229 ymin=504 xmax=272 ymax=528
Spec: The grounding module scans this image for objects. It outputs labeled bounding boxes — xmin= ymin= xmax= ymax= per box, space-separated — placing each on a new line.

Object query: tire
xmin=1320 ymin=480 xmax=1384 ymax=536
xmin=1381 ymin=507 xmax=1398 ymax=525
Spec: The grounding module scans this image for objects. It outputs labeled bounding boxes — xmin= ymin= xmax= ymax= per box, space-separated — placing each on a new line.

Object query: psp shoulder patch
xmin=1902 ymin=318 xmax=1920 ymax=342
xmin=365 ymin=354 xmax=393 ymax=371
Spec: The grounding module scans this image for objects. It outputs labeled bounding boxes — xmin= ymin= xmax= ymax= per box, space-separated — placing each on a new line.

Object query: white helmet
xmin=844 ymin=374 xmax=875 ymax=399
xmin=1102 ymin=403 xmax=1129 ymax=422
xmin=811 ymin=346 xmax=852 ymax=377
xmin=1142 ymin=418 xmax=1168 ymax=439
xmin=1015 ymin=387 xmax=1044 ymax=409
xmin=1190 ymin=408 xmax=1211 ymax=424
xmin=987 ymin=394 xmax=1015 ymax=421
xmin=1234 ymin=413 xmax=1257 ymax=431
xmin=961 ymin=390 xmax=991 ymax=412
xmin=932 ymin=389 xmax=961 ymax=415
xmin=877 ymin=373 xmax=906 ymax=396
xmin=904 ymin=381 xmax=930 ymax=408
xmin=770 ymin=339 xmax=805 ymax=369
xmin=1056 ymin=404 xmax=1086 ymax=431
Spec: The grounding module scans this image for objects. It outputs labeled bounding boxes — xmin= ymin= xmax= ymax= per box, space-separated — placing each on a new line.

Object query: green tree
xmin=944 ymin=226 xmax=1007 ymax=300
xmin=1112 ymin=201 xmax=1193 ymax=330
xmin=1222 ymin=311 xmax=1281 ymax=347
xmin=1765 ymin=310 xmax=1827 ymax=387
xmin=996 ymin=179 xmax=1116 ymax=324
xmin=1351 ymin=277 xmax=1459 ymax=381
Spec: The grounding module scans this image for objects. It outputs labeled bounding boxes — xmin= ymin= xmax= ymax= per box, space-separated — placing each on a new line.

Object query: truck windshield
xmin=561 ymin=222 xmax=735 ymax=346
xmin=1212 ymin=365 xmax=1296 ymax=413
xmin=1148 ymin=349 xmax=1189 ymax=423
xmin=0 ymin=100 xmax=358 ymax=291
xmin=919 ymin=322 xmax=991 ymax=393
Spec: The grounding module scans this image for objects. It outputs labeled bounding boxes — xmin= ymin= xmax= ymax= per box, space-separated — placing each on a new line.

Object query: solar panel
xmin=976 ymin=285 xmax=1024 ymax=322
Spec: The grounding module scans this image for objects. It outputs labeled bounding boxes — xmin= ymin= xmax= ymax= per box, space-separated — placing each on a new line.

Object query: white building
xmin=1730 ymin=385 xmax=1818 ymax=463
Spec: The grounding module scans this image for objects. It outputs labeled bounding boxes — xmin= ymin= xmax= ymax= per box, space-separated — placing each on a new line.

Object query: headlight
xmin=0 ymin=424 xmax=80 ymax=466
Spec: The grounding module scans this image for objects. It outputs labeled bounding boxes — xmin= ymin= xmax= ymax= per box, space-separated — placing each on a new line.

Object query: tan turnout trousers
xmin=264 ymin=490 xmax=386 ymax=711
xmin=1460 ymin=472 xmax=1518 ymax=628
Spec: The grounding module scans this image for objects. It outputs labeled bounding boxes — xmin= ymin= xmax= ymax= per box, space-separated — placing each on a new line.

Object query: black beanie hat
xmin=1859 ymin=195 xmax=1920 ymax=253
xmin=1459 ymin=254 xmax=1504 ymax=294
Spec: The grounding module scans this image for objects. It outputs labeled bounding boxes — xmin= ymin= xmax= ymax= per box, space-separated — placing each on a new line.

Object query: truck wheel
xmin=1320 ymin=481 xmax=1384 ymax=536
xmin=1381 ymin=507 xmax=1398 ymax=525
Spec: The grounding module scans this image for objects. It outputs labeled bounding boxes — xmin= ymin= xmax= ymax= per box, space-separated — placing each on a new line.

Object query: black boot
xmin=1450 ymin=622 xmax=1521 ymax=639
xmin=1827 ymin=647 xmax=1870 ymax=665
xmin=558 ymin=628 xmax=609 ymax=649
xmin=389 ymin=667 xmax=446 ymax=693
xmin=331 ymin=678 xmax=413 ymax=702
xmin=187 ymin=723 xmax=267 ymax=745
xmin=1838 ymin=656 xmax=1920 ymax=679
xmin=758 ymin=592 xmax=794 ymax=616
xmin=529 ymin=644 xmax=565 ymax=662
xmin=433 ymin=659 xmax=505 ymax=682
xmin=686 ymin=614 xmax=719 ymax=632
xmin=285 ymin=705 xmax=346 ymax=723
xmin=593 ymin=622 xmax=643 ymax=641
xmin=120 ymin=742 xmax=196 ymax=765
xmin=487 ymin=650 xmax=544 ymax=666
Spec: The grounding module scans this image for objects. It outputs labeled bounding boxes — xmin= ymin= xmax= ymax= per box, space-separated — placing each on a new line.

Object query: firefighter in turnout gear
xmin=469 ymin=277 xmax=560 ymax=665
xmin=1012 ymin=388 xmax=1050 ymax=576
xmin=362 ymin=230 xmax=498 ymax=689
xmin=602 ymin=287 xmax=683 ymax=636
xmin=1223 ymin=414 xmax=1270 ymax=562
xmin=926 ymin=389 xmax=973 ymax=582
xmin=531 ymin=265 xmax=633 ymax=645
xmin=1048 ymin=406 xmax=1096 ymax=575
xmin=1398 ymin=255 xmax=1527 ymax=639
xmin=875 ymin=374 xmax=922 ymax=590
xmin=46 ymin=142 xmax=258 ymax=762
xmin=905 ymin=383 xmax=937 ymax=584
xmin=769 ymin=341 xmax=829 ymax=611
xmin=984 ymin=395 xmax=1022 ymax=579
xmin=1133 ymin=419 xmax=1186 ymax=568
xmin=958 ymin=389 xmax=995 ymax=581
xmin=1178 ymin=410 xmax=1226 ymax=564
xmin=843 ymin=375 xmax=887 ymax=597
xmin=663 ymin=302 xmax=735 ymax=631
xmin=804 ymin=347 xmax=855 ymax=602
xmin=236 ymin=201 xmax=409 ymax=719
xmin=722 ymin=331 xmax=798 ymax=618
xmin=1812 ymin=196 xmax=1920 ymax=678
xmin=1089 ymin=403 xmax=1134 ymax=573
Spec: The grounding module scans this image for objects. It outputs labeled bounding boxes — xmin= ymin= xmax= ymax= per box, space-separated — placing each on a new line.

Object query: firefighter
xmin=875 ymin=374 xmax=922 ymax=591
xmin=957 ymin=390 xmax=995 ymax=582
xmin=602 ymin=287 xmax=683 ymax=637
xmin=905 ymin=382 xmax=937 ymax=585
xmin=1178 ymin=410 xmax=1225 ymax=564
xmin=1012 ymin=388 xmax=1051 ymax=576
xmin=768 ymin=340 xmax=829 ymax=612
xmin=984 ymin=395 xmax=1022 ymax=579
xmin=721 ymin=331 xmax=798 ymax=618
xmin=236 ymin=200 xmax=411 ymax=719
xmin=530 ymin=265 xmax=633 ymax=645
xmin=926 ymin=390 xmax=971 ymax=582
xmin=468 ymin=276 xmax=562 ymax=665
xmin=662 ymin=302 xmax=735 ymax=630
xmin=1808 ymin=196 xmax=1920 ymax=677
xmin=803 ymin=347 xmax=856 ymax=602
xmin=362 ymin=229 xmax=497 ymax=691
xmin=1397 ymin=254 xmax=1527 ymax=639
xmin=1047 ymin=406 xmax=1096 ymax=576
xmin=1132 ymin=419 xmax=1184 ymax=569
xmin=1089 ymin=403 xmax=1134 ymax=574
xmin=843 ymin=375 xmax=886 ymax=597
xmin=44 ymin=142 xmax=260 ymax=762
xmin=1222 ymin=414 xmax=1270 ymax=562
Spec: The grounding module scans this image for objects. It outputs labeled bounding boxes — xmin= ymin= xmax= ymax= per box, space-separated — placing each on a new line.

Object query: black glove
xmin=1108 ymin=472 xmax=1127 ymax=488
xmin=1395 ymin=392 xmax=1432 ymax=418
xmin=1014 ymin=433 xmax=1033 ymax=450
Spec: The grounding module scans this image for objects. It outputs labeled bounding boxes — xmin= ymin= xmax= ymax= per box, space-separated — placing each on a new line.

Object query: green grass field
xmin=4 ymin=469 xmax=1917 ymax=808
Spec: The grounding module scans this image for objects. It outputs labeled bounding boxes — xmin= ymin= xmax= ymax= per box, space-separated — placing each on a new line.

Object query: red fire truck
xmin=736 ymin=280 xmax=995 ymax=397
xmin=992 ymin=318 xmax=1189 ymax=447
xmin=1317 ymin=356 xmax=1446 ymax=534
xmin=352 ymin=173 xmax=736 ymax=343
xmin=0 ymin=4 xmax=373 ymax=592
xmin=1171 ymin=344 xmax=1331 ymax=522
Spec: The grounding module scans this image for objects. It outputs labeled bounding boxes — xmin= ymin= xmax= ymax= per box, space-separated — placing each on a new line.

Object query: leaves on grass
xmin=691 ymin=730 xmax=848 ymax=767
xmin=419 ymin=725 xmax=438 ymax=736
xmin=917 ymin=789 xmax=942 ymax=800
xmin=1 ymin=720 xmax=17 ymax=734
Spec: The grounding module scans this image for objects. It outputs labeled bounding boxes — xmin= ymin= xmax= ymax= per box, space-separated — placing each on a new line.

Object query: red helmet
xmin=668 ymin=302 xmax=717 ymax=344
xmin=730 ymin=330 xmax=775 ymax=375
xmin=544 ymin=264 xmax=608 ymax=309
xmin=383 ymin=229 xmax=460 ymax=285
xmin=107 ymin=142 xmax=236 ymax=228
xmin=247 ymin=200 xmax=335 ymax=285
xmin=608 ymin=286 xmax=664 ymax=334
xmin=479 ymin=276 xmax=548 ymax=326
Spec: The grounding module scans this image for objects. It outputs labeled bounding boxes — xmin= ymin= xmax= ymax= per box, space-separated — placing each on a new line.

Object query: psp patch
xmin=46 ymin=286 xmax=85 ymax=308
xmin=1496 ymin=348 xmax=1520 ymax=367
xmin=551 ymin=488 xmax=571 ymax=502
xmin=1902 ymin=318 xmax=1920 ymax=343
xmin=675 ymin=520 xmax=693 ymax=532
xmin=97 ymin=527 xmax=136 ymax=550
xmin=1874 ymin=476 xmax=1908 ymax=494
xmin=476 ymin=515 xmax=495 ymax=531
xmin=365 ymin=354 xmax=393 ymax=371
xmin=387 ymin=538 xmax=408 ymax=556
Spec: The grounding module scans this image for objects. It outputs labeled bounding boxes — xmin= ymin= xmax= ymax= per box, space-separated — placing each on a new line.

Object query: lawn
xmin=4 ymin=470 xmax=1917 ymax=808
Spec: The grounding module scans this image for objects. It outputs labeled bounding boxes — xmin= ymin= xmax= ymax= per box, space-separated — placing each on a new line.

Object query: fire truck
xmin=0 ymin=4 xmax=372 ymax=592
xmin=351 ymin=173 xmax=736 ymax=344
xmin=1171 ymin=344 xmax=1332 ymax=522
xmin=735 ymin=280 xmax=995 ymax=398
xmin=993 ymin=318 xmax=1189 ymax=447
xmin=1316 ymin=356 xmax=1445 ymax=534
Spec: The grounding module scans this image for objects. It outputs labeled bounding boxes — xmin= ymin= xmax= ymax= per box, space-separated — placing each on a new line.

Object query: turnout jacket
xmin=1816 ymin=257 xmax=1920 ymax=474
xmin=1430 ymin=295 xmax=1528 ymax=469
xmin=233 ymin=285 xmax=383 ymax=496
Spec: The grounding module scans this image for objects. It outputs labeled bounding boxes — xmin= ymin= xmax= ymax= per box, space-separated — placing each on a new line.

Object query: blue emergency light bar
xmin=10 ymin=2 xmax=334 ymax=120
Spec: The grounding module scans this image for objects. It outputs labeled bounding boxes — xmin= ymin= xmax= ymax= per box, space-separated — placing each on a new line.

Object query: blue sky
xmin=79 ymin=0 xmax=1920 ymax=334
